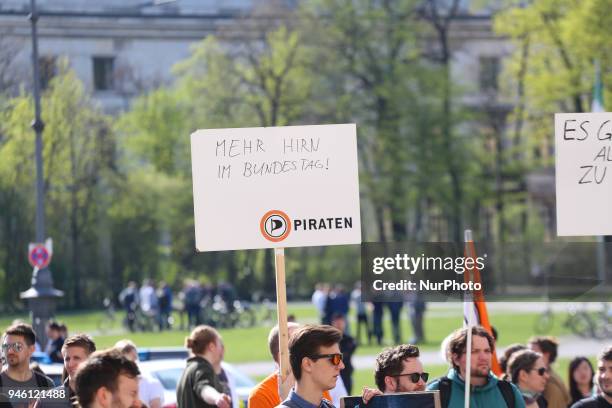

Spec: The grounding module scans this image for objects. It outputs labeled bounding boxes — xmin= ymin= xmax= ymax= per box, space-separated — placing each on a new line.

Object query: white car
xmin=138 ymin=358 xmax=255 ymax=408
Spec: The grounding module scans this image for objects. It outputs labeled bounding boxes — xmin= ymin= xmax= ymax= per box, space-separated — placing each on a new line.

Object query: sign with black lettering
xmin=191 ymin=124 xmax=361 ymax=251
xmin=555 ymin=112 xmax=612 ymax=235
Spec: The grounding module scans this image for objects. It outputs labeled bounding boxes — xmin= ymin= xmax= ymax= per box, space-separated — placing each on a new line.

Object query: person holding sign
xmin=360 ymin=344 xmax=428 ymax=403
xmin=427 ymin=326 xmax=525 ymax=408
xmin=250 ymin=323 xmax=336 ymax=408
xmin=277 ymin=325 xmax=344 ymax=408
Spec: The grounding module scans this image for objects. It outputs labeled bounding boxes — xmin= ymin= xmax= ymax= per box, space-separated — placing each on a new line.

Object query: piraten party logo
xmin=260 ymin=210 xmax=291 ymax=242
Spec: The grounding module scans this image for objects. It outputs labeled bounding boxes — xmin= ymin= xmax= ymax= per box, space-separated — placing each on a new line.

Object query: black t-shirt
xmin=176 ymin=356 xmax=224 ymax=408
xmin=571 ymin=395 xmax=612 ymax=408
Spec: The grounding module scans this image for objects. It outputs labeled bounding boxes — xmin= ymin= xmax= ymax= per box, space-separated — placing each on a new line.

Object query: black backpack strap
xmin=438 ymin=377 xmax=452 ymax=408
xmin=497 ymin=380 xmax=516 ymax=408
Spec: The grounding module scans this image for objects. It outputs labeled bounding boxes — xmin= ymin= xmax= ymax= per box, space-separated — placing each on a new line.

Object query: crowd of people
xmin=118 ymin=280 xmax=243 ymax=332
xmin=0 ymin=315 xmax=610 ymax=408
xmin=119 ymin=280 xmax=174 ymax=332
xmin=312 ymin=282 xmax=426 ymax=347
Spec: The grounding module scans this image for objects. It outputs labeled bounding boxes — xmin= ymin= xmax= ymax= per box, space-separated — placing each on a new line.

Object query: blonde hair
xmin=185 ymin=325 xmax=219 ymax=355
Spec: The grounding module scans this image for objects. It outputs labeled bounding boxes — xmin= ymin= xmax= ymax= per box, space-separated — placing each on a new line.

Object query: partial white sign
xmin=555 ymin=112 xmax=612 ymax=235
xmin=191 ymin=124 xmax=361 ymax=251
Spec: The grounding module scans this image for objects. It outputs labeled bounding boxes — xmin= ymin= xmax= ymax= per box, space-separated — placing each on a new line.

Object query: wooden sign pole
xmin=274 ymin=247 xmax=291 ymax=382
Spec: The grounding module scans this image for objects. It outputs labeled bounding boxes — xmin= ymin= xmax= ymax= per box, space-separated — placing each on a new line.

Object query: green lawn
xmin=0 ymin=304 xmax=583 ymax=363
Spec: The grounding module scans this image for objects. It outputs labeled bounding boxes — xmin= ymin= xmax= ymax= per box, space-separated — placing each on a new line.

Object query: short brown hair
xmin=185 ymin=325 xmax=219 ymax=355
xmin=499 ymin=343 xmax=527 ymax=374
xmin=599 ymin=345 xmax=612 ymax=362
xmin=507 ymin=349 xmax=542 ymax=384
xmin=62 ymin=334 xmax=96 ymax=354
xmin=374 ymin=344 xmax=420 ymax=391
xmin=447 ymin=326 xmax=494 ymax=370
xmin=4 ymin=323 xmax=36 ymax=346
xmin=268 ymin=323 xmax=300 ymax=363
xmin=74 ymin=349 xmax=140 ymax=408
xmin=528 ymin=336 xmax=559 ymax=364
xmin=288 ymin=325 xmax=342 ymax=381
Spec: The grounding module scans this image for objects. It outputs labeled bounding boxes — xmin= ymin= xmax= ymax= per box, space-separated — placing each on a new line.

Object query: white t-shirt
xmin=139 ymin=373 xmax=165 ymax=406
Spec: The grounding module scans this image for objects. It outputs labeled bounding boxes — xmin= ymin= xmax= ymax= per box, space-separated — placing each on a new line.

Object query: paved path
xmin=234 ymin=335 xmax=611 ymax=376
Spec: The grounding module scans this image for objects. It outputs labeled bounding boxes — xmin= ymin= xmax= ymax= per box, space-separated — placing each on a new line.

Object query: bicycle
xmin=199 ymin=296 xmax=257 ymax=329
xmin=534 ymin=302 xmax=611 ymax=340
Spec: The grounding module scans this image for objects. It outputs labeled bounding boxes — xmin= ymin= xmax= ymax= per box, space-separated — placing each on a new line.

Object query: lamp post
xmin=20 ymin=0 xmax=63 ymax=349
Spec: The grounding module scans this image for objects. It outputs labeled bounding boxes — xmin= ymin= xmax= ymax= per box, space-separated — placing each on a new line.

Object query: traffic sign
xmin=28 ymin=239 xmax=53 ymax=269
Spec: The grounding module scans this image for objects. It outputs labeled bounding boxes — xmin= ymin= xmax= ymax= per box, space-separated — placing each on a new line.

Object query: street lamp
xmin=20 ymin=0 xmax=63 ymax=349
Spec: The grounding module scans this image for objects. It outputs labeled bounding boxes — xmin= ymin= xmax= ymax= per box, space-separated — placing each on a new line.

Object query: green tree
xmin=0 ymin=62 xmax=115 ymax=308
xmin=117 ymin=23 xmax=313 ymax=297
xmin=495 ymin=0 xmax=612 ymax=241
xmin=299 ymin=0 xmax=469 ymax=243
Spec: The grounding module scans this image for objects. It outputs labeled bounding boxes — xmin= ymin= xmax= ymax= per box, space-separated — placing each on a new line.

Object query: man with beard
xmin=74 ymin=349 xmax=140 ymax=408
xmin=0 ymin=323 xmax=54 ymax=408
xmin=360 ymin=344 xmax=428 ymax=403
xmin=571 ymin=346 xmax=612 ymax=408
xmin=427 ymin=326 xmax=525 ymax=408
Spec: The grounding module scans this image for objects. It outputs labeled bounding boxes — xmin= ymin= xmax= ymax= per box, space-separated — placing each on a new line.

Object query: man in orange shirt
xmin=248 ymin=323 xmax=333 ymax=407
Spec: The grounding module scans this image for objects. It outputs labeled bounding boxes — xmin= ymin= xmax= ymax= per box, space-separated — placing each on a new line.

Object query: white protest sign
xmin=555 ymin=112 xmax=612 ymax=236
xmin=191 ymin=124 xmax=361 ymax=251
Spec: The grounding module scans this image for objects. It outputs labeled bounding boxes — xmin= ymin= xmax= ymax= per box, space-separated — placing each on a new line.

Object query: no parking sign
xmin=28 ymin=238 xmax=53 ymax=269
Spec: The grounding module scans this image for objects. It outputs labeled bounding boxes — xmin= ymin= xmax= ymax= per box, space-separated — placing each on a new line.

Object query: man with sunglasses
xmin=250 ymin=323 xmax=335 ymax=408
xmin=278 ymin=325 xmax=344 ymax=408
xmin=1 ymin=323 xmax=54 ymax=408
xmin=427 ymin=326 xmax=525 ymax=408
xmin=360 ymin=344 xmax=428 ymax=403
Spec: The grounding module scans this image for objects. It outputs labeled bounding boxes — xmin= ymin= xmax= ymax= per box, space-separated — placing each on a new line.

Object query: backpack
xmin=437 ymin=376 xmax=516 ymax=408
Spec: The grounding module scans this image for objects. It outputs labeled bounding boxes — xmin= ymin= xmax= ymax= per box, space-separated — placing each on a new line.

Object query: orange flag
xmin=464 ymin=233 xmax=503 ymax=377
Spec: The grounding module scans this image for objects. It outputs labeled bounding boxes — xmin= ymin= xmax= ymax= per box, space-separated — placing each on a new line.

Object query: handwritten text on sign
xmin=215 ymin=137 xmax=330 ymax=179
xmin=555 ymin=113 xmax=612 ymax=236
xmin=191 ymin=124 xmax=361 ymax=251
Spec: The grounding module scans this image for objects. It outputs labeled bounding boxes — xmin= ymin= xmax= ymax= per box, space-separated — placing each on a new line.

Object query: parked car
xmin=37 ymin=362 xmax=64 ymax=386
xmin=138 ymin=358 xmax=255 ymax=408
xmin=31 ymin=348 xmax=255 ymax=407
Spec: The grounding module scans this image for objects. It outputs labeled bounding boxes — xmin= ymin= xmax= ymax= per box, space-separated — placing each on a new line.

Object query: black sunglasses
xmin=533 ymin=367 xmax=549 ymax=376
xmin=391 ymin=372 xmax=429 ymax=383
xmin=309 ymin=353 xmax=343 ymax=366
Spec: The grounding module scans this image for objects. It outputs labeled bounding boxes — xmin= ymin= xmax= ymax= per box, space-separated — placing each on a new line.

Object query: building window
xmin=479 ymin=56 xmax=500 ymax=92
xmin=93 ymin=56 xmax=115 ymax=91
xmin=38 ymin=56 xmax=56 ymax=90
